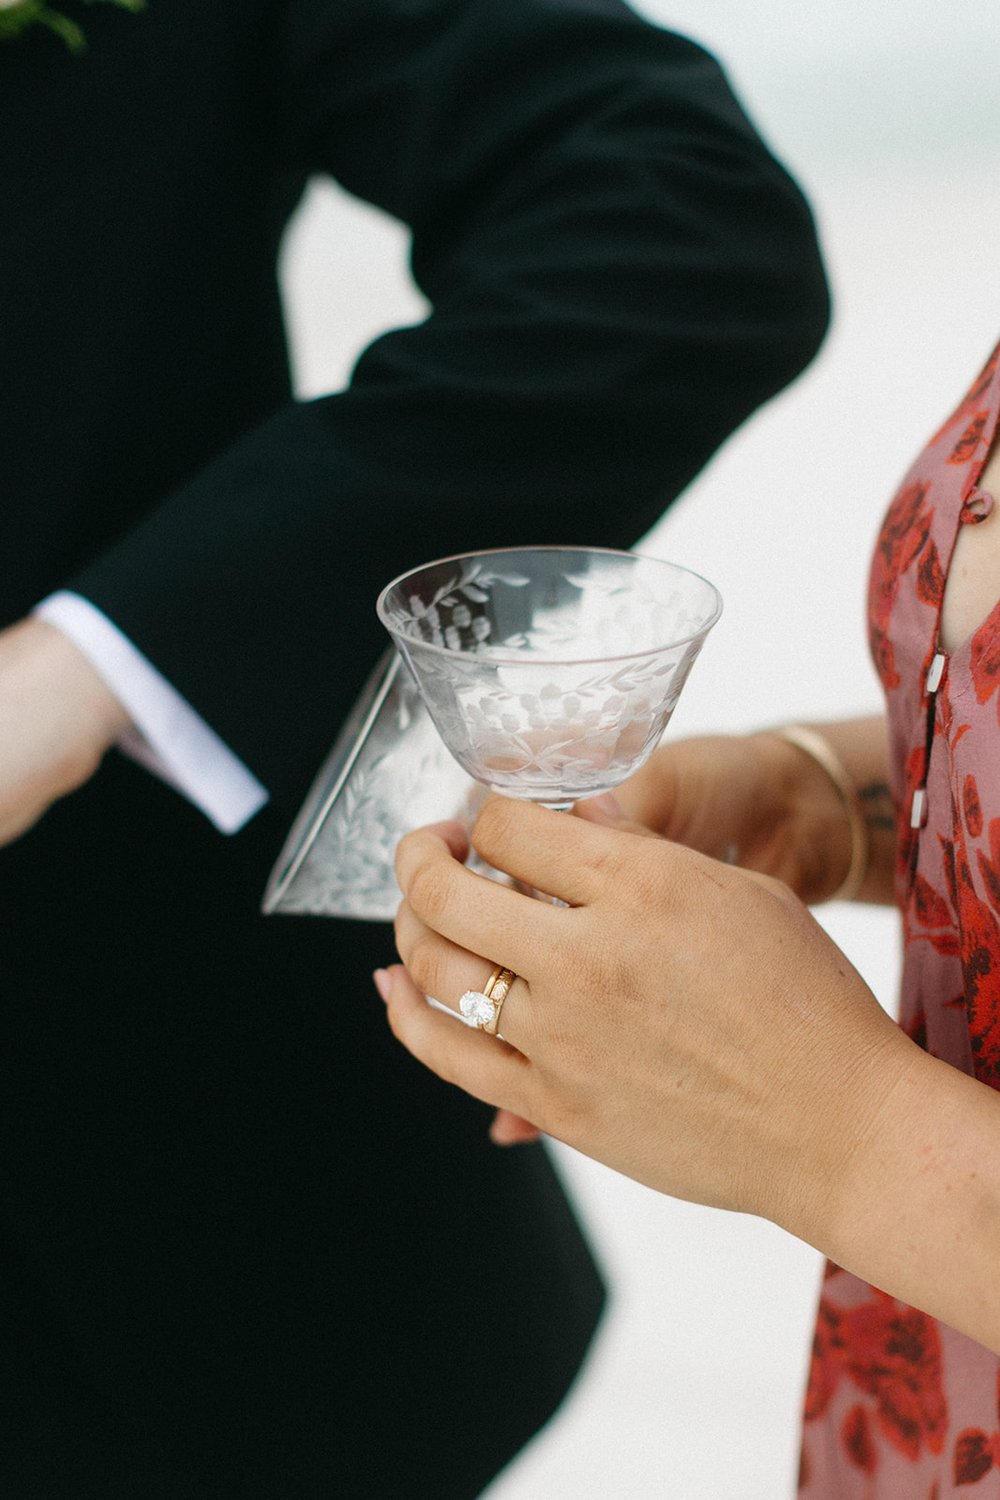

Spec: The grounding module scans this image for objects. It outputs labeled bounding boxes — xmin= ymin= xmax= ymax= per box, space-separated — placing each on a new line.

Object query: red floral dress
xmin=798 ymin=341 xmax=1000 ymax=1497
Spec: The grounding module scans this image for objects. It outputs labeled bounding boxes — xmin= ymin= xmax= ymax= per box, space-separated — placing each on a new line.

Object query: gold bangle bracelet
xmin=767 ymin=725 xmax=870 ymax=903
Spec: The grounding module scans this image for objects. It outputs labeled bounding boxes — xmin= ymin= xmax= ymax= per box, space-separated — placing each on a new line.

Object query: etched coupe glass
xmin=376 ymin=546 xmax=721 ymax=811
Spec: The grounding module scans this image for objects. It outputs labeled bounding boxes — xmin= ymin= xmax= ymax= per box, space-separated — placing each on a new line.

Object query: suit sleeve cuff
xmin=33 ymin=591 xmax=269 ymax=834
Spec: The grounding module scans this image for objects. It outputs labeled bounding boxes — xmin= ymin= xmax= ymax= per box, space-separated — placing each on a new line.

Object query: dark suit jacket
xmin=0 ymin=2 xmax=828 ymax=1495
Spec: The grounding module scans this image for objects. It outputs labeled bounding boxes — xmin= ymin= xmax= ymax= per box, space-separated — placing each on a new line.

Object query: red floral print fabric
xmin=799 ymin=341 xmax=1000 ymax=1496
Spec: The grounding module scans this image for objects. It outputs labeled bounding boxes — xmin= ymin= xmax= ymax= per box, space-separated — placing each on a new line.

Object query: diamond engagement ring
xmin=458 ymin=965 xmax=517 ymax=1036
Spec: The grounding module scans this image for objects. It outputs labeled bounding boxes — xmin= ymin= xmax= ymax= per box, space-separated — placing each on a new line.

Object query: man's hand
xmin=0 ymin=617 xmax=130 ymax=846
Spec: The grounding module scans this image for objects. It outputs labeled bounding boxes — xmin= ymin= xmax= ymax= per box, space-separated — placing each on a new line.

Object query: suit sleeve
xmin=70 ymin=0 xmax=829 ymax=812
xmin=34 ymin=592 xmax=269 ymax=831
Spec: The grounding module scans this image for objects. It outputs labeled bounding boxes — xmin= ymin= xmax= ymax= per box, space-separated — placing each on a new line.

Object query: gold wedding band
xmin=481 ymin=965 xmax=516 ymax=1036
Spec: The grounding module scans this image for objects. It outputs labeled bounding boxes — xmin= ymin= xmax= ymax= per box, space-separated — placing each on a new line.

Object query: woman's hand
xmin=381 ymin=796 xmax=1000 ymax=1354
xmin=382 ymin=796 xmax=907 ymax=1244
xmin=581 ymin=722 xmax=895 ymax=906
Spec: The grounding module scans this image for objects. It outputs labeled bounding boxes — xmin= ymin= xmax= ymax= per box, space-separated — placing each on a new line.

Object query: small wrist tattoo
xmin=859 ymin=781 xmax=895 ymax=834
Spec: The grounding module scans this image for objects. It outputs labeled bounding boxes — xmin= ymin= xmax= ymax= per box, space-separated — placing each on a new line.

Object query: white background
xmin=279 ymin=4 xmax=1000 ymax=1494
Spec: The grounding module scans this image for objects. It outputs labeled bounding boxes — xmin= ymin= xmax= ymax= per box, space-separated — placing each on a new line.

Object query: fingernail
xmin=589 ymin=791 xmax=625 ymax=818
xmin=372 ymin=968 xmax=393 ymax=1003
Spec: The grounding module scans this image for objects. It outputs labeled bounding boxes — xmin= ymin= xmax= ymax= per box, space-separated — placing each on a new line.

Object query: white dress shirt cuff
xmin=34 ymin=591 xmax=269 ymax=835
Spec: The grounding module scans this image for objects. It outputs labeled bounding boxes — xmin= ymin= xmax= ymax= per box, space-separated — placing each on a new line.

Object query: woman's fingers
xmin=396 ymin=799 xmax=658 ymax=937
xmin=402 ymin=818 xmax=471 ymax=862
xmin=468 ymin=795 xmax=661 ymax=906
xmin=395 ymin=817 xmax=564 ymax=974
xmin=490 ymin=1110 xmax=543 ymax=1146
xmin=375 ymin=964 xmax=538 ymax=1121
xmin=393 ymin=899 xmax=535 ymax=1051
xmin=395 ymin=799 xmax=699 ymax=1002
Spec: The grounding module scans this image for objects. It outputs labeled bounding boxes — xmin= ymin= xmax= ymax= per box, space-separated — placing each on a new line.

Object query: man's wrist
xmin=17 ymin=617 xmax=131 ymax=775
xmin=0 ymin=616 xmax=134 ymax=847
xmin=34 ymin=593 xmax=269 ymax=834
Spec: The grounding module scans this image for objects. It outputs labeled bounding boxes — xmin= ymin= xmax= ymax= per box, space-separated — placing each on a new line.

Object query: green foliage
xmin=0 ymin=0 xmax=145 ymax=52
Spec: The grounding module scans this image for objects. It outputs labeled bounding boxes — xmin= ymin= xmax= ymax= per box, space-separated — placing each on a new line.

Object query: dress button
xmin=926 ymin=652 xmax=946 ymax=693
xmin=910 ymin=786 xmax=928 ymax=829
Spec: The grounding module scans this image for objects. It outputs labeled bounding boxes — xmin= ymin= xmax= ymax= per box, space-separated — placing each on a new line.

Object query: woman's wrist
xmin=767 ymin=999 xmax=1000 ymax=1359
xmin=753 ymin=717 xmax=896 ymax=905
xmin=743 ymin=727 xmax=857 ymax=903
xmin=766 ymin=725 xmax=868 ymax=901
xmin=815 ymin=1036 xmax=1000 ymax=1355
